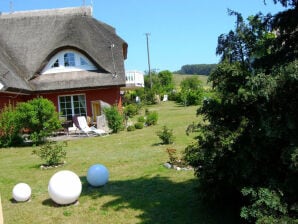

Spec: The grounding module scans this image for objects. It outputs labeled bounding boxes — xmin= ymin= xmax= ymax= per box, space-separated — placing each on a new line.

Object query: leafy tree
xmin=157 ymin=70 xmax=174 ymax=93
xmin=177 ymin=77 xmax=204 ymax=106
xmin=17 ymin=97 xmax=61 ymax=145
xmin=178 ymin=64 xmax=217 ymax=75
xmin=143 ymin=70 xmax=174 ymax=104
xmin=184 ymin=1 xmax=297 ymax=222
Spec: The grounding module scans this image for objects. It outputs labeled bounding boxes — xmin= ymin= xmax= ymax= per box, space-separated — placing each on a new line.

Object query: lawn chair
xmin=72 ymin=116 xmax=107 ymax=136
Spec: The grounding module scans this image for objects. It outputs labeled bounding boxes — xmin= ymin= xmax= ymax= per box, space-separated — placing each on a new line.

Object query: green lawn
xmin=0 ymin=101 xmax=236 ymax=224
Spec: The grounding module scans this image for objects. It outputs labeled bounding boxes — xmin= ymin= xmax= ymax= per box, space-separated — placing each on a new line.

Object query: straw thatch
xmin=0 ymin=6 xmax=127 ymax=92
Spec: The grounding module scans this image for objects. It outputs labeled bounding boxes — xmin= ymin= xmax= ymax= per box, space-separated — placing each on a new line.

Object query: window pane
xmin=64 ymin=53 xmax=75 ymax=67
xmin=51 ymin=59 xmax=59 ymax=68
xmin=80 ymin=57 xmax=88 ymax=66
xmin=59 ymin=94 xmax=86 ymax=119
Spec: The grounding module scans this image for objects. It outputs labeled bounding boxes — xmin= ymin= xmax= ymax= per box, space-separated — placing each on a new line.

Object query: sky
xmin=0 ymin=0 xmax=286 ymax=72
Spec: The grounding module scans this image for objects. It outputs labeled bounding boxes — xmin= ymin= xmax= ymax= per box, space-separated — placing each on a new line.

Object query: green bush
xmin=124 ymin=104 xmax=139 ymax=118
xmin=157 ymin=125 xmax=175 ymax=144
xmin=127 ymin=125 xmax=136 ymax=132
xmin=0 ymin=104 xmax=23 ymax=147
xmin=17 ymin=97 xmax=61 ymax=145
xmin=145 ymin=111 xmax=158 ymax=126
xmin=137 ymin=116 xmax=145 ymax=123
xmin=32 ymin=141 xmax=67 ymax=166
xmin=134 ymin=122 xmax=144 ymax=129
xmin=104 ymin=106 xmax=124 ymax=133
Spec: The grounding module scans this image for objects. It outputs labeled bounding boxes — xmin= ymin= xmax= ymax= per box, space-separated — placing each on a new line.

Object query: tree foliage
xmin=17 ymin=97 xmax=61 ymax=145
xmin=184 ymin=1 xmax=297 ymax=222
xmin=176 ymin=77 xmax=204 ymax=106
xmin=143 ymin=70 xmax=174 ymax=104
xmin=0 ymin=104 xmax=23 ymax=147
xmin=178 ymin=64 xmax=217 ymax=75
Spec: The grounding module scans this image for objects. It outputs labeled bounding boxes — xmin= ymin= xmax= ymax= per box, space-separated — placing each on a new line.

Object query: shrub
xmin=157 ymin=125 xmax=175 ymax=144
xmin=104 ymin=106 xmax=124 ymax=133
xmin=134 ymin=122 xmax=144 ymax=129
xmin=137 ymin=116 xmax=145 ymax=123
xmin=127 ymin=125 xmax=136 ymax=132
xmin=17 ymin=97 xmax=61 ymax=145
xmin=32 ymin=141 xmax=67 ymax=166
xmin=145 ymin=111 xmax=158 ymax=126
xmin=124 ymin=104 xmax=139 ymax=118
xmin=0 ymin=104 xmax=23 ymax=147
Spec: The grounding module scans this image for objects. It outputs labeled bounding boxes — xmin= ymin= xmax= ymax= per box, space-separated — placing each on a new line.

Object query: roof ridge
xmin=0 ymin=6 xmax=92 ymax=19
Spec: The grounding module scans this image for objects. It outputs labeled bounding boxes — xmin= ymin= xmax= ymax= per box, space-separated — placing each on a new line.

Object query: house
xmin=0 ymin=6 xmax=128 ymax=122
xmin=124 ymin=70 xmax=144 ymax=89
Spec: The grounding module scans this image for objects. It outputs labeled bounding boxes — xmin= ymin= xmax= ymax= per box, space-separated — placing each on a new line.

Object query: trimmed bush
xmin=104 ymin=106 xmax=124 ymax=133
xmin=137 ymin=116 xmax=145 ymax=123
xmin=127 ymin=125 xmax=136 ymax=132
xmin=17 ymin=97 xmax=61 ymax=145
xmin=145 ymin=111 xmax=158 ymax=126
xmin=134 ymin=122 xmax=144 ymax=129
xmin=124 ymin=104 xmax=139 ymax=118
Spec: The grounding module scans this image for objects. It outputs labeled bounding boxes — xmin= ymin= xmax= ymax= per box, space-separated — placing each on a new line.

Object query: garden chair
xmin=72 ymin=116 xmax=107 ymax=136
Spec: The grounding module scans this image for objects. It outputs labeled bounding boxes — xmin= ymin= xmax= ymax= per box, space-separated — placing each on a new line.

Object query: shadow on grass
xmin=80 ymin=175 xmax=239 ymax=224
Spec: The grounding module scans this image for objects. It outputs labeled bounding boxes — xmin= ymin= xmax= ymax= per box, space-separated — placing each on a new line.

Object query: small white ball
xmin=12 ymin=183 xmax=31 ymax=202
xmin=48 ymin=170 xmax=82 ymax=205
xmin=87 ymin=164 xmax=109 ymax=187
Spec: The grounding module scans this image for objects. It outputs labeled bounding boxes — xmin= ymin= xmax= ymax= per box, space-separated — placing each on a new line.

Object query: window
xmin=51 ymin=59 xmax=59 ymax=68
xmin=59 ymin=94 xmax=87 ymax=120
xmin=64 ymin=53 xmax=75 ymax=67
xmin=42 ymin=49 xmax=97 ymax=74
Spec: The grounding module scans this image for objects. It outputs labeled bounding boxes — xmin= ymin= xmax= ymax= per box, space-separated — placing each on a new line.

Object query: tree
xmin=143 ymin=70 xmax=174 ymax=104
xmin=17 ymin=97 xmax=61 ymax=144
xmin=184 ymin=1 xmax=297 ymax=222
xmin=177 ymin=77 xmax=204 ymax=106
xmin=178 ymin=64 xmax=217 ymax=75
xmin=158 ymin=70 xmax=174 ymax=94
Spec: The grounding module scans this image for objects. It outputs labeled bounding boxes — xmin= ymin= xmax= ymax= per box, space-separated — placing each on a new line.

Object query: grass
xmin=0 ymin=101 xmax=237 ymax=224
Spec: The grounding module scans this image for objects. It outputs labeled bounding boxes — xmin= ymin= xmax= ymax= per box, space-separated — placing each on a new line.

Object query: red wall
xmin=0 ymin=93 xmax=30 ymax=109
xmin=37 ymin=87 xmax=121 ymax=117
xmin=0 ymin=87 xmax=121 ymax=116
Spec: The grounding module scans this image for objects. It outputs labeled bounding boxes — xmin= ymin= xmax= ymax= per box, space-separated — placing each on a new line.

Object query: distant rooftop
xmin=0 ymin=6 xmax=92 ymax=18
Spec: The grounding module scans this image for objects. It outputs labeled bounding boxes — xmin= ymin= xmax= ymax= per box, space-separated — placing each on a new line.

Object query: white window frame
xmin=42 ymin=49 xmax=97 ymax=74
xmin=58 ymin=94 xmax=87 ymax=120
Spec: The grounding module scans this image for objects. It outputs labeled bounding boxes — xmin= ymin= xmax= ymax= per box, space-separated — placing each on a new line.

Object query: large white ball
xmin=12 ymin=183 xmax=31 ymax=202
xmin=87 ymin=164 xmax=109 ymax=187
xmin=48 ymin=170 xmax=82 ymax=205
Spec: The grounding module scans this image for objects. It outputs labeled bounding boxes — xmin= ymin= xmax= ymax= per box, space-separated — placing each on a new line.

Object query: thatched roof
xmin=0 ymin=6 xmax=127 ymax=92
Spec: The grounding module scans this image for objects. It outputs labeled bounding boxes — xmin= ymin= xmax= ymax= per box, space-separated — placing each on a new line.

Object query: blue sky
xmin=0 ymin=0 xmax=285 ymax=72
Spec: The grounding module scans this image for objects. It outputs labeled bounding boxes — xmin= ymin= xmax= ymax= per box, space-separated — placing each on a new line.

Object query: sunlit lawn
xmin=0 ymin=101 xmax=236 ymax=224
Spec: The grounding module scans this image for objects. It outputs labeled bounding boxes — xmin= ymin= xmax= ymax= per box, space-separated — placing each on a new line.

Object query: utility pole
xmin=145 ymin=33 xmax=152 ymax=89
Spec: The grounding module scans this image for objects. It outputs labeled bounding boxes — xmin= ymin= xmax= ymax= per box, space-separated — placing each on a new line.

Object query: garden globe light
xmin=87 ymin=164 xmax=109 ymax=187
xmin=48 ymin=170 xmax=82 ymax=205
xmin=12 ymin=183 xmax=31 ymax=202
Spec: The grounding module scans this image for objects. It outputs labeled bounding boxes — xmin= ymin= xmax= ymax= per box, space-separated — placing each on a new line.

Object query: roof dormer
xmin=42 ymin=49 xmax=97 ymax=74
